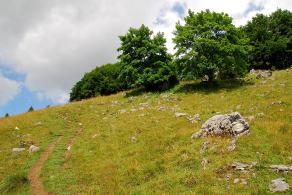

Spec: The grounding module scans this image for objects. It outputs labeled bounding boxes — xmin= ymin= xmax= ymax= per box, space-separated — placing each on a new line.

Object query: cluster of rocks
xmin=250 ymin=69 xmax=272 ymax=79
xmin=192 ymin=112 xmax=250 ymax=139
xmin=12 ymin=145 xmax=40 ymax=155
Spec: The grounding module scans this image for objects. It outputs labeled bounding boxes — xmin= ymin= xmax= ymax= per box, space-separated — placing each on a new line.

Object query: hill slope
xmin=0 ymin=70 xmax=291 ymax=194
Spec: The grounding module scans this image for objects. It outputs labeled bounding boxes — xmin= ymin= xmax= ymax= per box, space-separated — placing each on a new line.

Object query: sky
xmin=0 ymin=0 xmax=291 ymax=116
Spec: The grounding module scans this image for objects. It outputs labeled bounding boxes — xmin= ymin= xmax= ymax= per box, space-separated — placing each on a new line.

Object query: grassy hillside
xmin=0 ymin=70 xmax=291 ymax=194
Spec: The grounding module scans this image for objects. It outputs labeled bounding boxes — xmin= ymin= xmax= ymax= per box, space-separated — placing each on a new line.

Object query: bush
xmin=70 ymin=63 xmax=124 ymax=101
xmin=0 ymin=174 xmax=28 ymax=193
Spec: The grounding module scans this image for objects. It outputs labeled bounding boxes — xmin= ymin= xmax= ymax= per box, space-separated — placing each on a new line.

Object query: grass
xmin=0 ymin=70 xmax=291 ymax=194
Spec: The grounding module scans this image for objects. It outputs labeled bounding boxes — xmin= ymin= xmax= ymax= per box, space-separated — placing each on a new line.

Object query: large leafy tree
xmin=173 ymin=10 xmax=250 ymax=81
xmin=243 ymin=9 xmax=292 ymax=69
xmin=118 ymin=24 xmax=177 ymax=91
xmin=70 ymin=63 xmax=123 ymax=101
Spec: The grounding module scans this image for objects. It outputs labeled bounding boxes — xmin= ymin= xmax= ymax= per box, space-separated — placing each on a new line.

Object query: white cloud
xmin=0 ymin=73 xmax=20 ymax=106
xmin=0 ymin=0 xmax=291 ymax=104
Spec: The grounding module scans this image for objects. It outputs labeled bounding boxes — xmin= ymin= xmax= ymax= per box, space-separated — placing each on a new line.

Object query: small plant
xmin=0 ymin=173 xmax=28 ymax=193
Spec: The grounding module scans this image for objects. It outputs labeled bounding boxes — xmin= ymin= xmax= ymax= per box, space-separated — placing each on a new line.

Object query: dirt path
xmin=28 ymin=136 xmax=63 ymax=195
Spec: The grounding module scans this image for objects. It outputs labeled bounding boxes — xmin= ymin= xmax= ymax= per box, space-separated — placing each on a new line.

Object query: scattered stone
xmin=271 ymin=101 xmax=283 ymax=105
xmin=201 ymin=158 xmax=209 ymax=170
xmin=139 ymin=102 xmax=149 ymax=107
xmin=29 ymin=145 xmax=40 ymax=153
xmin=269 ymin=178 xmax=289 ymax=193
xmin=194 ymin=114 xmax=201 ymax=121
xmin=234 ymin=178 xmax=248 ymax=185
xmin=78 ymin=123 xmax=82 ymax=126
xmin=246 ymin=116 xmax=255 ymax=122
xmin=256 ymin=112 xmax=264 ymax=118
xmin=202 ymin=75 xmax=209 ymax=82
xmin=12 ymin=148 xmax=25 ymax=154
xmin=227 ymin=138 xmax=237 ymax=152
xmin=250 ymin=69 xmax=272 ymax=79
xmin=130 ymin=136 xmax=137 ymax=143
xmin=156 ymin=106 xmax=166 ymax=111
xmin=119 ymin=109 xmax=127 ymax=114
xmin=67 ymin=145 xmax=71 ymax=151
xmin=111 ymin=101 xmax=119 ymax=106
xmin=192 ymin=112 xmax=249 ymax=138
xmin=15 ymin=126 xmax=20 ymax=130
xmin=270 ymin=165 xmax=292 ymax=173
xmin=35 ymin=121 xmax=42 ymax=126
xmin=175 ymin=112 xmax=187 ymax=118
xmin=200 ymin=141 xmax=209 ymax=153
xmin=231 ymin=162 xmax=256 ymax=171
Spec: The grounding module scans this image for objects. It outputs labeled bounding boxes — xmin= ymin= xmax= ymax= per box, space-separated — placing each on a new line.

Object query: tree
xmin=173 ymin=10 xmax=250 ymax=81
xmin=28 ymin=106 xmax=34 ymax=112
xmin=243 ymin=9 xmax=292 ymax=69
xmin=70 ymin=63 xmax=124 ymax=101
xmin=118 ymin=24 xmax=177 ymax=91
xmin=5 ymin=113 xmax=9 ymax=118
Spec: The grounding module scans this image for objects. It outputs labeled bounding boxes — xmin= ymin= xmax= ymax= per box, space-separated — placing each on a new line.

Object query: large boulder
xmin=192 ymin=112 xmax=249 ymax=138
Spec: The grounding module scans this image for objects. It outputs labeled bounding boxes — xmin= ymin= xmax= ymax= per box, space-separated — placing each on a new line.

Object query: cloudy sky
xmin=0 ymin=0 xmax=291 ymax=116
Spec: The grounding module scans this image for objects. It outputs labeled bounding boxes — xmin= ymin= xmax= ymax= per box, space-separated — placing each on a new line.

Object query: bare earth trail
xmin=28 ymin=136 xmax=63 ymax=195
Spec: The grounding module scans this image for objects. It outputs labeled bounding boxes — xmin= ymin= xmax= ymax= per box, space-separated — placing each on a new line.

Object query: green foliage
xmin=28 ymin=106 xmax=34 ymax=112
xmin=243 ymin=9 xmax=292 ymax=69
xmin=118 ymin=24 xmax=178 ymax=91
xmin=70 ymin=63 xmax=123 ymax=101
xmin=173 ymin=10 xmax=250 ymax=81
xmin=0 ymin=174 xmax=28 ymax=193
xmin=4 ymin=113 xmax=9 ymax=118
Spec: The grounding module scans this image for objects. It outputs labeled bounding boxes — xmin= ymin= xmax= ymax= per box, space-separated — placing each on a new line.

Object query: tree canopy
xmin=118 ymin=24 xmax=177 ymax=91
xmin=173 ymin=10 xmax=250 ymax=81
xmin=243 ymin=9 xmax=292 ymax=69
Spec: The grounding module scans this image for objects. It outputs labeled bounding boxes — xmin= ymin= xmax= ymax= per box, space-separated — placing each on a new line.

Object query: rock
xmin=256 ymin=112 xmax=264 ymax=118
xmin=175 ymin=112 xmax=187 ymax=118
xmin=231 ymin=162 xmax=256 ymax=171
xmin=12 ymin=148 xmax=25 ymax=154
xmin=269 ymin=178 xmax=289 ymax=193
xmin=246 ymin=116 xmax=255 ymax=122
xmin=130 ymin=136 xmax=137 ymax=143
xmin=227 ymin=138 xmax=237 ymax=152
xmin=202 ymin=75 xmax=209 ymax=82
xmin=111 ymin=101 xmax=119 ymax=106
xmin=156 ymin=106 xmax=166 ymax=111
xmin=78 ymin=123 xmax=82 ymax=126
xmin=194 ymin=114 xmax=201 ymax=121
xmin=15 ymin=126 xmax=20 ymax=130
xmin=200 ymin=141 xmax=209 ymax=153
xmin=192 ymin=112 xmax=249 ymax=138
xmin=250 ymin=70 xmax=272 ymax=79
xmin=92 ymin=134 xmax=98 ymax=138
xmin=234 ymin=178 xmax=247 ymax=185
xmin=201 ymin=158 xmax=209 ymax=170
xmin=270 ymin=165 xmax=292 ymax=173
xmin=139 ymin=102 xmax=149 ymax=107
xmin=67 ymin=145 xmax=71 ymax=151
xmin=119 ymin=109 xmax=127 ymax=114
xmin=271 ymin=101 xmax=283 ymax=105
xmin=236 ymin=105 xmax=241 ymax=110
xmin=29 ymin=145 xmax=40 ymax=153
